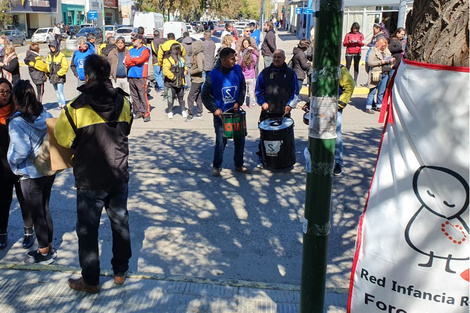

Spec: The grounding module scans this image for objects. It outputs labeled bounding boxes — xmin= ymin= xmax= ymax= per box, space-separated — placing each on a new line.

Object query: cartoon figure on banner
xmin=405 ymin=166 xmax=469 ymax=276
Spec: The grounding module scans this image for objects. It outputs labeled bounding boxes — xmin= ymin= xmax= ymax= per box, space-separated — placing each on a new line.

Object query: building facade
xmin=284 ymin=0 xmax=413 ymax=40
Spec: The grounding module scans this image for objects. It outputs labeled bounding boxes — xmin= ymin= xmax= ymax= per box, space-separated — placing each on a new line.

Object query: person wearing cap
xmin=71 ymin=36 xmax=94 ymax=88
xmin=125 ymin=33 xmax=151 ymax=122
xmin=291 ymin=38 xmax=312 ymax=92
xmin=249 ymin=22 xmax=261 ymax=49
xmin=46 ymin=40 xmax=68 ymax=109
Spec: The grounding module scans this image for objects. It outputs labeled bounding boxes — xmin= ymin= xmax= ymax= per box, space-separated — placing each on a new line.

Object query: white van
xmin=162 ymin=21 xmax=186 ymax=39
xmin=133 ymin=12 xmax=164 ymax=42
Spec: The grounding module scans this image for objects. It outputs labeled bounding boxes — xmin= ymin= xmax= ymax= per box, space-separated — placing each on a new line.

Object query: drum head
xmin=259 ymin=117 xmax=294 ymax=130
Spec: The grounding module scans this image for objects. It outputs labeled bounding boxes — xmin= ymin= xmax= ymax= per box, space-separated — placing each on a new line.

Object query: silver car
xmin=116 ymin=27 xmax=138 ymax=45
xmin=0 ymin=30 xmax=26 ymax=46
xmin=31 ymin=27 xmax=54 ymax=43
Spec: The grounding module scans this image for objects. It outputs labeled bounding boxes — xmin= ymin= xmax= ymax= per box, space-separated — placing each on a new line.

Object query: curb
xmin=299 ymin=86 xmax=369 ymax=96
xmin=0 ymin=262 xmax=348 ymax=294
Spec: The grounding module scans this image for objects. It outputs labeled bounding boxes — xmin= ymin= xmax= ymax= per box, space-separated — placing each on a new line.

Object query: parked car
xmin=80 ymin=24 xmax=94 ymax=28
xmin=186 ymin=24 xmax=197 ymax=35
xmin=211 ymin=27 xmax=225 ymax=38
xmin=76 ymin=27 xmax=103 ymax=43
xmin=116 ymin=27 xmax=138 ymax=45
xmin=103 ymin=25 xmax=118 ymax=38
xmin=0 ymin=30 xmax=26 ymax=46
xmin=31 ymin=27 xmax=54 ymax=43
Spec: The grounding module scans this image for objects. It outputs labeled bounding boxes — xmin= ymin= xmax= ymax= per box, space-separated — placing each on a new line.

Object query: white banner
xmin=348 ymin=59 xmax=470 ymax=313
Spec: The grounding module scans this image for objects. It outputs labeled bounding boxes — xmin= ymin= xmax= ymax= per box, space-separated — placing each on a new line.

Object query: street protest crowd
xmin=0 ymin=18 xmax=401 ymax=293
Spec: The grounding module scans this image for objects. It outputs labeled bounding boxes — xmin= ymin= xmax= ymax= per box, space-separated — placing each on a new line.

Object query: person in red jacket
xmin=343 ymin=22 xmax=364 ymax=84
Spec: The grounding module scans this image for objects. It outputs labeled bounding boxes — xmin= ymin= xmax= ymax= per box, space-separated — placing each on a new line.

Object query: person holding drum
xmin=255 ymin=49 xmax=299 ymax=168
xmin=201 ymin=47 xmax=250 ymax=177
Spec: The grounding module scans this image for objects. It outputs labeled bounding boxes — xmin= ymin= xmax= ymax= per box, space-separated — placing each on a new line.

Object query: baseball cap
xmin=132 ymin=34 xmax=144 ymax=40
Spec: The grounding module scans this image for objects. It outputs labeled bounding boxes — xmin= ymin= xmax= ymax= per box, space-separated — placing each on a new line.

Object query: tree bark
xmin=405 ymin=0 xmax=469 ymax=67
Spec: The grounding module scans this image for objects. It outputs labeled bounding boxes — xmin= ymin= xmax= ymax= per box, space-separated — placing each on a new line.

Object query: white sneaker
xmin=182 ymin=110 xmax=188 ymax=118
xmin=168 ymin=112 xmax=173 ymax=119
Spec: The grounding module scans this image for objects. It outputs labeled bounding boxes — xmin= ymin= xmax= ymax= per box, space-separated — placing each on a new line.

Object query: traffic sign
xmin=295 ymin=7 xmax=303 ymax=15
xmin=304 ymin=7 xmax=313 ymax=14
xmin=88 ymin=10 xmax=98 ymax=21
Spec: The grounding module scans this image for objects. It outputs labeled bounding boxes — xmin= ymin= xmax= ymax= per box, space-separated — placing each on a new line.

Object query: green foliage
xmin=238 ymin=0 xmax=260 ymax=19
xmin=0 ymin=1 xmax=13 ymax=29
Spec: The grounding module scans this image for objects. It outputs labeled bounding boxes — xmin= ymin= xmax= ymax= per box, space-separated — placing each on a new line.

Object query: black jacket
xmin=24 ymin=50 xmax=47 ymax=84
xmin=261 ymin=29 xmax=276 ymax=57
xmin=55 ymin=80 xmax=132 ymax=190
xmin=292 ymin=47 xmax=310 ymax=80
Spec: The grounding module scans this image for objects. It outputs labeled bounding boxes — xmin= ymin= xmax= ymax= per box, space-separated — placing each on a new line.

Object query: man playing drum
xmin=201 ymin=48 xmax=250 ymax=177
xmin=255 ymin=49 xmax=300 ymax=166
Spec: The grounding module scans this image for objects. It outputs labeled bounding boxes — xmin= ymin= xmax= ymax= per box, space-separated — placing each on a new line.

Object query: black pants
xmin=0 ymin=173 xmax=30 ymax=231
xmin=35 ymin=83 xmax=44 ymax=104
xmin=345 ymin=54 xmax=361 ymax=77
xmin=19 ymin=175 xmax=55 ymax=248
xmin=187 ymin=82 xmax=203 ymax=115
xmin=76 ymin=184 xmax=131 ymax=286
xmin=167 ymin=85 xmax=185 ymax=112
xmin=129 ymin=77 xmax=150 ymax=117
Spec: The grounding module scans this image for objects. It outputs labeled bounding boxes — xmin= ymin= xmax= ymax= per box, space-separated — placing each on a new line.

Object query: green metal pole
xmin=300 ymin=1 xmax=343 ymax=312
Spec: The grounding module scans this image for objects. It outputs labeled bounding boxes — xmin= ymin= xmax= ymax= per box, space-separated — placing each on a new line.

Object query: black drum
xmin=259 ymin=117 xmax=296 ymax=170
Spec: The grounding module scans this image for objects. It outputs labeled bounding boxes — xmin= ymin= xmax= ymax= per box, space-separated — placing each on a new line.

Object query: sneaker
xmin=195 ymin=113 xmax=203 ymax=118
xmin=185 ymin=115 xmax=193 ymax=122
xmin=212 ymin=168 xmax=221 ymax=177
xmin=168 ymin=112 xmax=173 ymax=119
xmin=25 ymin=250 xmax=53 ymax=265
xmin=235 ymin=166 xmax=251 ymax=174
xmin=333 ymin=163 xmax=343 ymax=176
xmin=365 ymin=109 xmax=375 ymax=114
xmin=143 ymin=115 xmax=151 ymax=122
xmin=28 ymin=248 xmax=57 ymax=259
xmin=182 ymin=110 xmax=188 ymax=118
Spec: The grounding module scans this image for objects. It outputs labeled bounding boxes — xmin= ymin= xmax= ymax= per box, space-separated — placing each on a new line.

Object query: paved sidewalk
xmin=0 ymin=266 xmax=347 ymax=312
xmin=0 ymin=29 xmax=382 ymax=313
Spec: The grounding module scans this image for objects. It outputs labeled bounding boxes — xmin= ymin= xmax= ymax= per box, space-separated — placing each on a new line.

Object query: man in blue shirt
xmin=201 ymin=48 xmax=250 ymax=177
xmin=70 ymin=36 xmax=94 ymax=88
xmin=249 ymin=22 xmax=261 ymax=49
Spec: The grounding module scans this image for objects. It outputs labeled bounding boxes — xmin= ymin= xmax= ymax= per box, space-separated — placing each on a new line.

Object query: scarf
xmin=0 ymin=103 xmax=13 ymax=125
xmin=1 ymin=52 xmax=17 ymax=84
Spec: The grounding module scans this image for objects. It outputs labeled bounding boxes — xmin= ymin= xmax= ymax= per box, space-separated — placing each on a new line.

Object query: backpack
xmin=364 ymin=47 xmax=373 ymax=73
xmin=165 ymin=56 xmax=185 ymax=88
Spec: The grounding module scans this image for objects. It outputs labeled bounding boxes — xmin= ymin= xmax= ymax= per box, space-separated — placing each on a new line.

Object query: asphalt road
xmin=1 ymin=33 xmax=383 ymax=292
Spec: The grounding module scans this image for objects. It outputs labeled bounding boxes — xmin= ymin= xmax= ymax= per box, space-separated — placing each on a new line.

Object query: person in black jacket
xmin=24 ymin=43 xmax=48 ymax=104
xmin=0 ymin=78 xmax=33 ymax=250
xmin=55 ymin=54 xmax=133 ymax=293
xmin=292 ymin=38 xmax=312 ymax=92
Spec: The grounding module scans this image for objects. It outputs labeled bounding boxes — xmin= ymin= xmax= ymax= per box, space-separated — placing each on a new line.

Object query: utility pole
xmin=260 ymin=0 xmax=265 ymax=30
xmin=300 ymin=0 xmax=343 ymax=312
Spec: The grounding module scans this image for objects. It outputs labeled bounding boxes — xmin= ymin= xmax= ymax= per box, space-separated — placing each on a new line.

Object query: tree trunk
xmin=405 ymin=0 xmax=469 ymax=67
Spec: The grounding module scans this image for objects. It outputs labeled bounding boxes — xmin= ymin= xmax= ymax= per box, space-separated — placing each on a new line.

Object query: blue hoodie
xmin=7 ymin=109 xmax=52 ymax=178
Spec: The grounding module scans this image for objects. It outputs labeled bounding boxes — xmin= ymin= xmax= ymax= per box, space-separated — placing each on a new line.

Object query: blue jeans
xmin=52 ymin=83 xmax=65 ymax=106
xmin=76 ymin=184 xmax=131 ymax=286
xmin=213 ymin=115 xmax=245 ymax=169
xmin=366 ymin=73 xmax=388 ymax=109
xmin=153 ymin=65 xmax=164 ymax=91
xmin=334 ymin=110 xmax=343 ymax=166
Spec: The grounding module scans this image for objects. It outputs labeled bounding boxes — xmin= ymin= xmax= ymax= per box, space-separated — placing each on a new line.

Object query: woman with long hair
xmin=0 ymin=78 xmax=35 ymax=250
xmin=7 ymin=80 xmax=56 ymax=264
xmin=163 ymin=43 xmax=187 ymax=119
xmin=239 ymin=38 xmax=259 ymax=108
xmin=343 ymin=22 xmax=365 ymax=83
xmin=0 ymin=45 xmax=20 ymax=85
